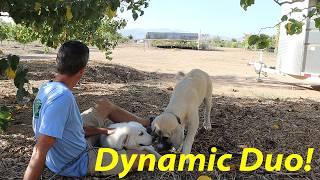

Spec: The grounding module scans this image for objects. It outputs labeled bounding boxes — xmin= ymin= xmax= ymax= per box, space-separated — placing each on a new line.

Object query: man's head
xmin=56 ymin=40 xmax=89 ymax=84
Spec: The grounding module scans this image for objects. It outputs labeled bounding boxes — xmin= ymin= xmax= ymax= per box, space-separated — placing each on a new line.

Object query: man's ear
xmin=78 ymin=68 xmax=85 ymax=76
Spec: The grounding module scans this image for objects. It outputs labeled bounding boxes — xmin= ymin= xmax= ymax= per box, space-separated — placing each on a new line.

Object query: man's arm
xmin=84 ymin=126 xmax=114 ymax=137
xmin=23 ymin=134 xmax=56 ymax=180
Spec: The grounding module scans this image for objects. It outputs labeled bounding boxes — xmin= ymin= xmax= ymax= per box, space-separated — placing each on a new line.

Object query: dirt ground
xmin=1 ymin=42 xmax=320 ymax=180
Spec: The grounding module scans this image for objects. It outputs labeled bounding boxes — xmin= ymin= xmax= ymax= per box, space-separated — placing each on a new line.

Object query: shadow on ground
xmin=1 ymin=62 xmax=320 ymax=179
xmin=2 ymin=83 xmax=320 ymax=179
xmin=22 ymin=60 xmax=159 ymax=83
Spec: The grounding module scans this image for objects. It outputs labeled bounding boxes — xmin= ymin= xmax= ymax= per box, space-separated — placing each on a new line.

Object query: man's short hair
xmin=56 ymin=40 xmax=89 ymax=76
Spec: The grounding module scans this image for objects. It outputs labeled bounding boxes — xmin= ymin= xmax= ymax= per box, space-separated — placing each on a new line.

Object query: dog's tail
xmin=176 ymin=71 xmax=185 ymax=80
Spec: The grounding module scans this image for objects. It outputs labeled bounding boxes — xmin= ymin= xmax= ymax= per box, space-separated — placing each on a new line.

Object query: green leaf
xmin=0 ymin=106 xmax=9 ymax=112
xmin=0 ymin=120 xmax=8 ymax=132
xmin=281 ymin=15 xmax=288 ymax=22
xmin=145 ymin=2 xmax=149 ymax=8
xmin=0 ymin=106 xmax=12 ymax=132
xmin=316 ymin=3 xmax=320 ymax=11
xmin=240 ymin=0 xmax=255 ymax=11
xmin=315 ymin=18 xmax=320 ymax=29
xmin=106 ymin=6 xmax=117 ymax=18
xmin=7 ymin=54 xmax=20 ymax=71
xmin=308 ymin=9 xmax=317 ymax=18
xmin=0 ymin=58 xmax=9 ymax=75
xmin=14 ymin=67 xmax=28 ymax=89
xmin=132 ymin=12 xmax=138 ymax=20
xmin=14 ymin=66 xmax=30 ymax=102
xmin=0 ymin=109 xmax=12 ymax=121
xmin=285 ymin=19 xmax=304 ymax=35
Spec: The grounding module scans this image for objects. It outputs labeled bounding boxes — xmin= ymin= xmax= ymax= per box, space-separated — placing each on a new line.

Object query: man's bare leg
xmin=95 ymin=98 xmax=150 ymax=127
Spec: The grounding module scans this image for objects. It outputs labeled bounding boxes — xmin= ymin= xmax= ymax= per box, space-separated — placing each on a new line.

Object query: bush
xmin=13 ymin=25 xmax=38 ymax=48
xmin=210 ymin=39 xmax=244 ymax=48
xmin=151 ymin=40 xmax=198 ymax=49
xmin=0 ymin=22 xmax=13 ymax=44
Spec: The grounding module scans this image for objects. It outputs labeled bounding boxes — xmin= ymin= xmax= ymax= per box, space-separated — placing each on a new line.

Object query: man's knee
xmin=95 ymin=98 xmax=115 ymax=118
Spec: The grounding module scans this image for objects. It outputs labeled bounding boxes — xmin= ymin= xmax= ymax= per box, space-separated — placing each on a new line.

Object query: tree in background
xmin=241 ymin=0 xmax=320 ymax=48
xmin=12 ymin=25 xmax=38 ymax=49
xmin=0 ymin=21 xmax=13 ymax=45
xmin=0 ymin=0 xmax=149 ymax=58
xmin=0 ymin=0 xmax=149 ymax=131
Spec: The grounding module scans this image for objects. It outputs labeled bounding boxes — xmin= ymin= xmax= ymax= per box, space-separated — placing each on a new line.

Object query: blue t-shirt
xmin=32 ymin=81 xmax=88 ymax=177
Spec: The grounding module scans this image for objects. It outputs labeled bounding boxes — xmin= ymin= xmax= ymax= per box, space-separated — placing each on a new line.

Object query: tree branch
xmin=258 ymin=5 xmax=314 ymax=34
xmin=273 ymin=0 xmax=305 ymax=6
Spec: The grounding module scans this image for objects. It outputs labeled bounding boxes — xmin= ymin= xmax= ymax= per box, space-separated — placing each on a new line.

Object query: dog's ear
xmin=170 ymin=125 xmax=184 ymax=149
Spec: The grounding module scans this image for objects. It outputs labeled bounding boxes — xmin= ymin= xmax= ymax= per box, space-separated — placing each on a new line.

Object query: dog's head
xmin=115 ymin=121 xmax=152 ymax=149
xmin=151 ymin=113 xmax=184 ymax=151
xmin=124 ymin=122 xmax=152 ymax=149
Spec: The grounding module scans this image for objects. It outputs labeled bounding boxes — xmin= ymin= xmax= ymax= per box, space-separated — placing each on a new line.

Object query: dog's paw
xmin=203 ymin=122 xmax=212 ymax=130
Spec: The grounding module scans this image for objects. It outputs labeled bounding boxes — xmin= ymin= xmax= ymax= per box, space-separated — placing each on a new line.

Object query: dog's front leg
xmin=182 ymin=115 xmax=199 ymax=155
xmin=203 ymin=89 xmax=212 ymax=130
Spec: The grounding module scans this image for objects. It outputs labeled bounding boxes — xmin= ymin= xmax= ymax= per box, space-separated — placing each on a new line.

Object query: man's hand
xmin=84 ymin=126 xmax=116 ymax=137
xmin=24 ymin=134 xmax=56 ymax=180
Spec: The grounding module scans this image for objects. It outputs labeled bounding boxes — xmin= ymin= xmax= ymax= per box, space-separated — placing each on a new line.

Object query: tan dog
xmin=151 ymin=69 xmax=212 ymax=155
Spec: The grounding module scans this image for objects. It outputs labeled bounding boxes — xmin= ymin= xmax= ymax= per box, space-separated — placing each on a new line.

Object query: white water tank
xmin=277 ymin=0 xmax=320 ymax=78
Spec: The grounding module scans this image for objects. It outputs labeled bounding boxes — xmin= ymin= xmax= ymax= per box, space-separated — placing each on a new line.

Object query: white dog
xmin=81 ymin=106 xmax=161 ymax=159
xmin=100 ymin=121 xmax=152 ymax=150
xmin=151 ymin=69 xmax=212 ymax=155
xmin=100 ymin=121 xmax=161 ymax=159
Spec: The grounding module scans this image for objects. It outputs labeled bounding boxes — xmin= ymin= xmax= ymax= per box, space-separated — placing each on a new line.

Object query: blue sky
xmin=120 ymin=0 xmax=281 ymax=39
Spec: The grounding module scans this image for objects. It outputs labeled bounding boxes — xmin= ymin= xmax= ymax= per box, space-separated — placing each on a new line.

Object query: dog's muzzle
xmin=154 ymin=136 xmax=172 ymax=152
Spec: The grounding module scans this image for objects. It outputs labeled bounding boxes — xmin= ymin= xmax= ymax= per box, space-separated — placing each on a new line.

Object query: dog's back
xmin=168 ymin=69 xmax=212 ymax=109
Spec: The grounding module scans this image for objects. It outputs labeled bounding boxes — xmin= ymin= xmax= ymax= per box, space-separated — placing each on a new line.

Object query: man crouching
xmin=23 ymin=41 xmax=150 ymax=179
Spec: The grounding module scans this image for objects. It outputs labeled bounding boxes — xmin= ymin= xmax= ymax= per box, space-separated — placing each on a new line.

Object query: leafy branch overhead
xmin=0 ymin=0 xmax=149 ymax=58
xmin=241 ymin=0 xmax=320 ymax=49
xmin=0 ymin=55 xmax=32 ymax=103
